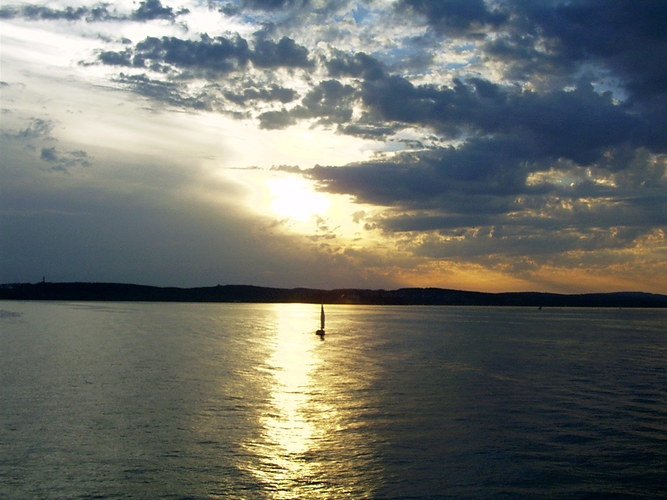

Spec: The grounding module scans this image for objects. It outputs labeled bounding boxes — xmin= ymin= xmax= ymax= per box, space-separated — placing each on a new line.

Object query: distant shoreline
xmin=1 ymin=282 xmax=666 ymax=308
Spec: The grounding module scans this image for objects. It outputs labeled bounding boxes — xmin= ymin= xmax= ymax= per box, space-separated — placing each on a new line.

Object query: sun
xmin=267 ymin=177 xmax=330 ymax=220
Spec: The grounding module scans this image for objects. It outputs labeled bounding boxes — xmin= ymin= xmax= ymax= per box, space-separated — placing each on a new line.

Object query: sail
xmin=320 ymin=304 xmax=325 ymax=330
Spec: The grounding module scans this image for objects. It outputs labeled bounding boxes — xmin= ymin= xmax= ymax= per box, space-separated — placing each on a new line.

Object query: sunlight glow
xmin=245 ymin=304 xmax=337 ymax=498
xmin=236 ymin=304 xmax=382 ymax=498
xmin=267 ymin=177 xmax=330 ymax=220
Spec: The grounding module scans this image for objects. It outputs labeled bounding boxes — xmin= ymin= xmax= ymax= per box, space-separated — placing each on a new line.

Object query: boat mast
xmin=320 ymin=304 xmax=325 ymax=330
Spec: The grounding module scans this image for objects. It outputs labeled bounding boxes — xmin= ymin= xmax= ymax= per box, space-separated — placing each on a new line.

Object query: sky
xmin=1 ymin=0 xmax=666 ymax=293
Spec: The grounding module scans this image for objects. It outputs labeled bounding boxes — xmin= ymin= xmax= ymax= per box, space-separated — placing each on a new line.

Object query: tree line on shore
xmin=1 ymin=282 xmax=666 ymax=307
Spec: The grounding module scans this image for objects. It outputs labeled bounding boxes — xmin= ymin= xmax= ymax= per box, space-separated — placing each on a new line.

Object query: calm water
xmin=0 ymin=301 xmax=665 ymax=499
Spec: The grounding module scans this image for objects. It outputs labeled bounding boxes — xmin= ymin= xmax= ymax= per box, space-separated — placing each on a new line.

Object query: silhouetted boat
xmin=316 ymin=304 xmax=325 ymax=336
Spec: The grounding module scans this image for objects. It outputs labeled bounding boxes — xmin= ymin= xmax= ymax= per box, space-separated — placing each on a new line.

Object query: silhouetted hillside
xmin=1 ymin=282 xmax=666 ymax=307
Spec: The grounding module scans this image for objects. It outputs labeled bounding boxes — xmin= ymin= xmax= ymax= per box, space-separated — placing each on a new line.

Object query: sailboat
xmin=316 ymin=304 xmax=325 ymax=336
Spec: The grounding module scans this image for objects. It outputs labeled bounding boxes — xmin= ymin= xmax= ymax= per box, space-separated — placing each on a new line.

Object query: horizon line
xmin=2 ymin=280 xmax=665 ymax=298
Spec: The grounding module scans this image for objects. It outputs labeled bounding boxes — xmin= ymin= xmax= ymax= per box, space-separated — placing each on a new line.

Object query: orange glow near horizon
xmin=389 ymin=259 xmax=667 ymax=295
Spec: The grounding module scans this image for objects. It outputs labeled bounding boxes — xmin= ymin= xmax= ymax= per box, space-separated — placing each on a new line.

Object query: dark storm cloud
xmin=130 ymin=34 xmax=251 ymax=74
xmin=258 ymin=109 xmax=296 ymax=130
xmin=379 ymin=186 xmax=666 ymax=236
xmin=307 ymin=68 xmax=666 ymax=242
xmin=520 ymin=1 xmax=665 ymax=96
xmin=132 ymin=0 xmax=187 ymax=21
xmin=0 ymin=4 xmax=90 ymax=20
xmin=95 ymin=32 xmax=314 ymax=114
xmin=387 ymin=0 xmax=667 ymax=127
xmin=241 ymin=51 xmax=664 ymax=246
xmin=99 ymin=49 xmax=133 ymax=66
xmin=0 ymin=0 xmax=186 ymax=22
xmin=251 ymin=36 xmax=313 ymax=68
xmin=260 ymin=51 xmax=659 ymax=162
xmin=308 ymin=142 xmax=534 ymax=210
xmin=339 ymin=0 xmax=666 ymax=247
xmin=477 ymin=1 xmax=667 ymax=104
xmin=309 ymin=121 xmax=664 ymax=203
xmin=223 ymin=84 xmax=297 ymax=105
xmin=410 ymin=226 xmax=643 ymax=260
xmin=310 ymin=144 xmax=665 ymax=261
xmin=325 ymin=50 xmax=386 ymax=81
xmin=98 ymin=34 xmax=312 ymax=74
xmin=248 ymin=78 xmax=359 ymax=130
xmin=299 ymin=0 xmax=667 ymax=256
xmin=290 ymin=79 xmax=356 ymax=125
xmin=241 ymin=0 xmax=308 ymax=10
xmin=338 ymin=123 xmax=398 ymax=140
xmin=395 ymin=0 xmax=506 ymax=36
xmin=90 ymin=0 xmax=666 ymax=207
xmin=359 ymin=77 xmax=649 ymax=162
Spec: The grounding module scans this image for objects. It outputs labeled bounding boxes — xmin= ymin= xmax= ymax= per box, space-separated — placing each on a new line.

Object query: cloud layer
xmin=1 ymin=0 xmax=665 ymax=292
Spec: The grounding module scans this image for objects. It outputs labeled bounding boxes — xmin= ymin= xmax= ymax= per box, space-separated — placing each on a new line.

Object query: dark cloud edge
xmin=0 ymin=0 xmax=188 ymax=22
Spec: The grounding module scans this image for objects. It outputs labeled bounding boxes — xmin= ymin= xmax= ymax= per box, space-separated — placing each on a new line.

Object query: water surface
xmin=1 ymin=302 xmax=665 ymax=498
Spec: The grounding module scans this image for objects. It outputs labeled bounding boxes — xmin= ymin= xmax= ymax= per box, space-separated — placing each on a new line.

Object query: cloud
xmin=477 ymin=1 xmax=667 ymax=100
xmin=2 ymin=116 xmax=92 ymax=173
xmin=241 ymin=0 xmax=308 ymax=10
xmin=2 ymin=0 xmax=666 ymax=291
xmin=40 ymin=147 xmax=92 ymax=171
xmin=97 ymin=33 xmax=312 ymax=75
xmin=109 ymin=73 xmax=217 ymax=111
xmin=0 ymin=4 xmax=90 ymax=21
xmin=130 ymin=34 xmax=251 ymax=74
xmin=395 ymin=0 xmax=506 ymax=36
xmin=307 ymin=142 xmax=665 ymax=268
xmin=258 ymin=109 xmax=296 ymax=130
xmin=229 ymin=0 xmax=352 ymax=30
xmin=132 ymin=0 xmax=187 ymax=21
xmin=291 ymin=79 xmax=356 ymax=125
xmin=0 ymin=0 xmax=187 ymax=22
xmin=8 ymin=118 xmax=54 ymax=139
xmin=358 ymin=77 xmax=650 ymax=159
xmin=88 ymin=0 xmax=665 ymax=277
xmin=94 ymin=31 xmax=314 ymax=116
xmin=251 ymin=36 xmax=313 ymax=68
xmin=39 ymin=146 xmax=58 ymax=161
xmin=224 ymin=83 xmax=297 ymax=105
xmin=304 ymin=66 xmax=666 ymax=266
xmin=325 ymin=50 xmax=386 ymax=80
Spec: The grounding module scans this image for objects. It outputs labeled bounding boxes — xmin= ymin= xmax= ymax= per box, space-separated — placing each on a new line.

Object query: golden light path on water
xmin=245 ymin=304 xmax=339 ymax=497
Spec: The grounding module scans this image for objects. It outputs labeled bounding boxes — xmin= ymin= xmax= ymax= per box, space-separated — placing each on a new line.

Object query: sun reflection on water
xmin=246 ymin=304 xmax=337 ymax=497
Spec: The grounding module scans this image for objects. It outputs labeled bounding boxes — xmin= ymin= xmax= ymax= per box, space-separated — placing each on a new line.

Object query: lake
xmin=1 ymin=301 xmax=665 ymax=498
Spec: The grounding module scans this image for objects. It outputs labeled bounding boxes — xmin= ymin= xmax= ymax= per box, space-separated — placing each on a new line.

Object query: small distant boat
xmin=316 ymin=304 xmax=325 ymax=336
